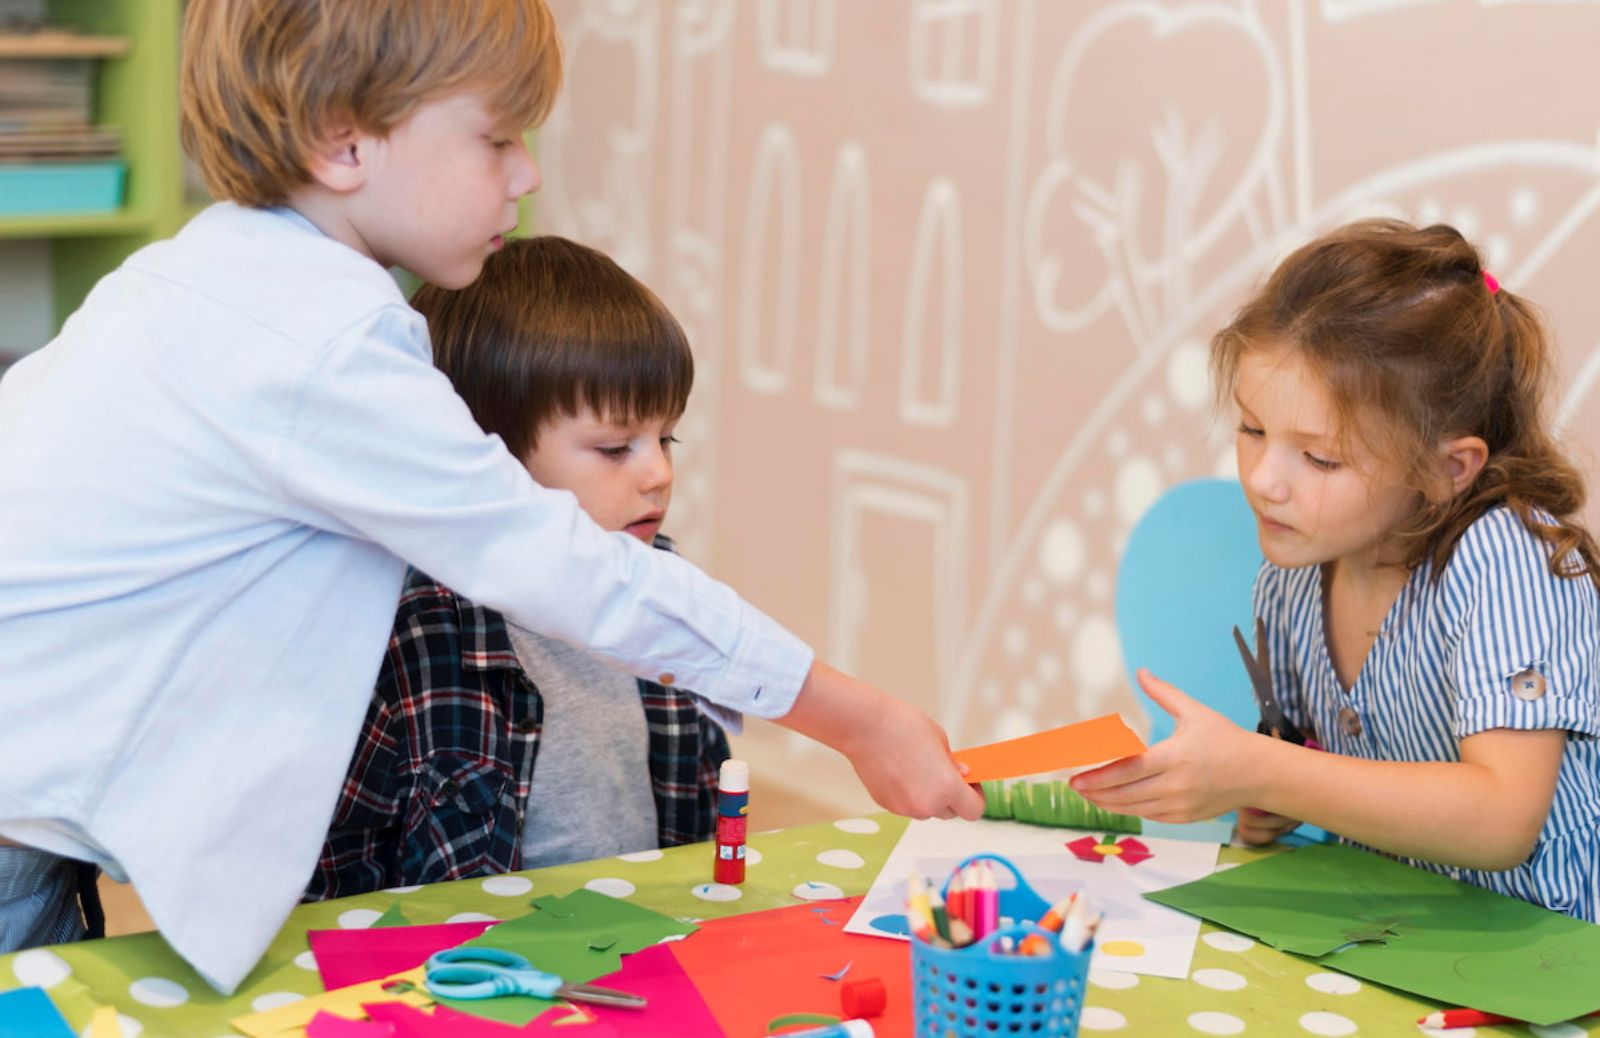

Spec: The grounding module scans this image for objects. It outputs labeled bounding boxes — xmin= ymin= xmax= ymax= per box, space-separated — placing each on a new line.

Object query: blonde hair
xmin=1213 ymin=219 xmax=1599 ymax=586
xmin=181 ymin=0 xmax=563 ymax=207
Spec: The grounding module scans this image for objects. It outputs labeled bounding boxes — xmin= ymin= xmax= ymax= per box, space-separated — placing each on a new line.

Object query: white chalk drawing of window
xmin=756 ymin=0 xmax=835 ymax=76
xmin=908 ymin=0 xmax=1000 ymax=108
xmin=814 ymin=144 xmax=872 ymax=411
xmin=830 ymin=451 xmax=970 ymax=720
xmin=899 ymin=178 xmax=963 ymax=426
xmin=735 ymin=124 xmax=802 ymax=395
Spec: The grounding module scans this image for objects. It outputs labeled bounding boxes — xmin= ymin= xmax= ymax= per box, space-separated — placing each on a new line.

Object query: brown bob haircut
xmin=412 ymin=236 xmax=694 ymax=459
xmin=180 ymin=0 xmax=562 ymax=207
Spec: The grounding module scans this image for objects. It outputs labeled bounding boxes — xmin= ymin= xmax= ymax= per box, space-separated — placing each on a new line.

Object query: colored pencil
xmin=1417 ymin=1007 xmax=1600 ymax=1029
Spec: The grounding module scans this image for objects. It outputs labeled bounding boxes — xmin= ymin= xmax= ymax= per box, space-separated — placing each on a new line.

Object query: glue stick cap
xmin=719 ymin=758 xmax=749 ymax=792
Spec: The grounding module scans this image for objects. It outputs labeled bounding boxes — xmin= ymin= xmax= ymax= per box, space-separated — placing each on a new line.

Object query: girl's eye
xmin=597 ymin=445 xmax=629 ymax=459
xmin=489 ymin=137 xmax=514 ymax=150
xmin=1305 ymin=453 xmax=1342 ymax=472
xmin=661 ymin=435 xmax=681 ymax=448
xmin=1236 ymin=422 xmax=1264 ymax=438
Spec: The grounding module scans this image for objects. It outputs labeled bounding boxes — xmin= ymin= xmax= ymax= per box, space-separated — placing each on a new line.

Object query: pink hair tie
xmin=1483 ymin=270 xmax=1501 ymax=295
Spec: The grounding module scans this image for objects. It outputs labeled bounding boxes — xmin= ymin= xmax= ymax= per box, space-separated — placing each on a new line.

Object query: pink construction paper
xmin=572 ymin=941 xmax=721 ymax=1037
xmin=306 ymin=1010 xmax=396 ymax=1037
xmin=308 ymin=921 xmax=497 ymax=989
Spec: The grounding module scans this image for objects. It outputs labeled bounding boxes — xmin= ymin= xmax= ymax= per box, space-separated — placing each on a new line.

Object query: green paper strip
xmin=980 ymin=779 xmax=1141 ymax=833
xmin=768 ymin=1012 xmax=841 ymax=1032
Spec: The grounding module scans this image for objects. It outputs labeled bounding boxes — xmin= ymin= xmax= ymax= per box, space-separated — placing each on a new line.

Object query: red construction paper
xmin=307 ymin=921 xmax=496 ymax=989
xmin=306 ymin=1011 xmax=396 ymax=1038
xmin=665 ymin=897 xmax=913 ymax=1038
xmin=577 ymin=941 xmax=722 ymax=1037
xmin=953 ymin=713 xmax=1146 ymax=782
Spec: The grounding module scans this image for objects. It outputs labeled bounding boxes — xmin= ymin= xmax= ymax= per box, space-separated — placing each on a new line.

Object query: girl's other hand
xmin=1234 ymin=807 xmax=1301 ymax=846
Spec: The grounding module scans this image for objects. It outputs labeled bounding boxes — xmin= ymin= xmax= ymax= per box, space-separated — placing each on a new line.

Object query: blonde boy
xmin=0 ymin=0 xmax=979 ymax=992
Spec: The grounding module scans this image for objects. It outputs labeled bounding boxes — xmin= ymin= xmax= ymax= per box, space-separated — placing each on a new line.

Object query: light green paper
xmin=435 ymin=887 xmax=695 ymax=1024
xmin=1145 ymin=842 xmax=1600 ymax=1026
xmin=372 ymin=901 xmax=412 ymax=928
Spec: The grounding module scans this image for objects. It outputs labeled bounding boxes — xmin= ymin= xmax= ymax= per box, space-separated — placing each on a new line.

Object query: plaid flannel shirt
xmin=306 ymin=550 xmax=732 ymax=900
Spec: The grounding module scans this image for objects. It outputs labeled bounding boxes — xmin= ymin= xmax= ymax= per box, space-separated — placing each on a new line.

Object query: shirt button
xmin=1510 ymin=669 xmax=1547 ymax=701
xmin=1338 ymin=707 xmax=1362 ymax=738
xmin=658 ymin=673 xmax=676 ymax=686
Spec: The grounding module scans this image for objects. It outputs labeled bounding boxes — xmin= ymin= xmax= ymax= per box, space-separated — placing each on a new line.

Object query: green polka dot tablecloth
xmin=3 ymin=816 xmax=1598 ymax=1037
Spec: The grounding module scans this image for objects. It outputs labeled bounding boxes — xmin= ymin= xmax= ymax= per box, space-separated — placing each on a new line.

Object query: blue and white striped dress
xmin=1257 ymin=506 xmax=1600 ymax=920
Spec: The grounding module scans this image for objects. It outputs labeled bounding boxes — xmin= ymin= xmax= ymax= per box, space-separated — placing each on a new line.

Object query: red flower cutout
xmin=1067 ymin=834 xmax=1153 ymax=866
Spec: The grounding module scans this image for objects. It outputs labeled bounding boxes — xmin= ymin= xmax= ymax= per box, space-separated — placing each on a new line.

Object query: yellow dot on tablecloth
xmin=617 ymin=849 xmax=664 ymax=862
xmin=1304 ymin=972 xmax=1359 ymax=995
xmin=293 ymin=951 xmax=317 ymax=971
xmin=337 ymin=908 xmax=383 ymax=929
xmin=1298 ymin=1011 xmax=1356 ymax=1036
xmin=1098 ymin=940 xmax=1145 ymax=957
xmin=792 ymin=881 xmax=845 ymax=901
xmin=833 ymin=818 xmax=880 ymax=834
xmin=1188 ymin=1011 xmax=1245 ymax=1035
xmin=1191 ymin=968 xmax=1246 ymax=991
xmin=1088 ymin=969 xmax=1139 ymax=990
xmin=481 ymin=875 xmax=533 ymax=897
xmin=1201 ymin=932 xmax=1256 ymax=953
xmin=1079 ymin=1007 xmax=1128 ymax=1031
xmin=128 ymin=977 xmax=189 ymax=1007
xmin=12 ymin=948 xmax=71 ymax=987
xmin=815 ymin=849 xmax=865 ymax=869
xmin=586 ymin=877 xmax=636 ymax=898
xmin=692 ymin=883 xmax=743 ymax=902
xmin=446 ymin=912 xmax=499 ymax=924
xmin=250 ymin=992 xmax=305 ymax=1012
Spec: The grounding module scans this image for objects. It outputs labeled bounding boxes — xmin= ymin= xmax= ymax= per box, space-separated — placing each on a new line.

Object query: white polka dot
xmin=1510 ymin=186 xmax=1539 ymax=227
xmin=1070 ymin=614 xmax=1122 ymax=691
xmin=815 ymin=849 xmax=865 ymax=870
xmin=1202 ymin=932 xmax=1256 ymax=953
xmin=1192 ymin=968 xmax=1246 ymax=991
xmin=792 ymin=881 xmax=844 ymax=901
xmin=78 ymin=1017 xmax=142 ymax=1038
xmin=1304 ymin=972 xmax=1360 ymax=995
xmin=834 ymin=818 xmax=880 ymax=834
xmin=1418 ymin=1028 xmax=1470 ymax=1038
xmin=1089 ymin=969 xmax=1139 ymax=990
xmin=1298 ymin=1011 xmax=1356 ymax=1036
xmin=337 ymin=908 xmax=383 ymax=929
xmin=617 ymin=849 xmax=664 ymax=863
xmin=1188 ymin=1011 xmax=1245 ymax=1035
xmin=129 ymin=977 xmax=189 ymax=1007
xmin=294 ymin=951 xmax=318 ymax=971
xmin=585 ymin=877 xmax=636 ymax=898
xmin=1040 ymin=519 xmax=1085 ymax=584
xmin=1080 ymin=1006 xmax=1128 ymax=1030
xmin=445 ymin=912 xmax=499 ymax=924
xmin=481 ymin=875 xmax=533 ymax=897
xmin=12 ymin=948 xmax=72 ymax=988
xmin=382 ymin=885 xmax=422 ymax=894
xmin=1114 ymin=456 xmax=1163 ymax=524
xmin=745 ymin=848 xmax=763 ymax=865
xmin=1531 ymin=1026 xmax=1586 ymax=1038
xmin=250 ymin=992 xmax=305 ymax=1012
xmin=692 ymin=883 xmax=743 ymax=902
xmin=1166 ymin=342 xmax=1210 ymax=409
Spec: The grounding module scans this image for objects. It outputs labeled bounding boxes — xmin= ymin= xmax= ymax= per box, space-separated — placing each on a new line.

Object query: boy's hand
xmin=1234 ymin=807 xmax=1301 ymax=846
xmin=1069 ymin=668 xmax=1260 ymax=823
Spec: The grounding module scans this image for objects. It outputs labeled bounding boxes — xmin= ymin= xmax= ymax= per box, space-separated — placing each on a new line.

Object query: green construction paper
xmin=372 ymin=901 xmax=412 ymax=928
xmin=1145 ymin=842 xmax=1600 ymax=1026
xmin=435 ymin=888 xmax=695 ymax=1025
xmin=981 ymin=779 xmax=1142 ymax=833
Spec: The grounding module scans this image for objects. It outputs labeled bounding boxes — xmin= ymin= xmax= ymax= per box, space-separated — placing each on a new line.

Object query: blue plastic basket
xmin=0 ymin=161 xmax=126 ymax=216
xmin=910 ymin=854 xmax=1093 ymax=1037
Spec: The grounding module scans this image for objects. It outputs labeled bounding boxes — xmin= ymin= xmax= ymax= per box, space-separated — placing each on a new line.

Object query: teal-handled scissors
xmin=423 ymin=947 xmax=646 ymax=1008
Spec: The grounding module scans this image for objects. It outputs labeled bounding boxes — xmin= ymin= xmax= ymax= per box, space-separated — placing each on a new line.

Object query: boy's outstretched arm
xmin=1070 ymin=669 xmax=1565 ymax=871
xmin=778 ymin=661 xmax=985 ymax=821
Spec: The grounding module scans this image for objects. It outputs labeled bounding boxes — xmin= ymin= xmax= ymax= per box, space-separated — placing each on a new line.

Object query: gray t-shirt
xmin=506 ymin=624 xmax=658 ymax=868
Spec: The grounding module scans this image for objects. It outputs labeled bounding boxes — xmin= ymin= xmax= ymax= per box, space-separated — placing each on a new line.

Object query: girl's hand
xmin=1070 ymin=668 xmax=1262 ymax=823
xmin=1234 ymin=807 xmax=1301 ymax=846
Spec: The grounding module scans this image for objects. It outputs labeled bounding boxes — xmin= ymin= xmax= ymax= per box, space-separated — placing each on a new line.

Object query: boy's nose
xmin=641 ymin=450 xmax=674 ymax=493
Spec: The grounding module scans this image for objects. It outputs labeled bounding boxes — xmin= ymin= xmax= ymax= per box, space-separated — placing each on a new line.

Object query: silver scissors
xmin=1232 ymin=617 xmax=1313 ymax=747
xmin=423 ymin=947 xmax=646 ymax=1008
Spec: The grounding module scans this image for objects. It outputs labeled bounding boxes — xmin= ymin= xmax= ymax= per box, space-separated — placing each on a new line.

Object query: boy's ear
xmin=304 ymin=123 xmax=368 ymax=193
xmin=1432 ymin=434 xmax=1489 ymax=501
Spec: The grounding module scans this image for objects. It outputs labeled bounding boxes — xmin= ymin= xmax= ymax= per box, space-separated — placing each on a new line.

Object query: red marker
xmin=713 ymin=758 xmax=749 ymax=884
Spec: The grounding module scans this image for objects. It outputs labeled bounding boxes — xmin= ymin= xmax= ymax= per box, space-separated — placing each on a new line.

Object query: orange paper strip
xmin=954 ymin=713 xmax=1146 ymax=782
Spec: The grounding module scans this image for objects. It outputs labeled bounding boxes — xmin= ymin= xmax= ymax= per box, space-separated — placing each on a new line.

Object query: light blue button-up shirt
xmin=0 ymin=204 xmax=811 ymax=991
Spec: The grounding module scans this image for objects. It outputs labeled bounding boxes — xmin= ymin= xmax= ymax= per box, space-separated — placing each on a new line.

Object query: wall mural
xmin=540 ymin=0 xmax=1600 ymax=811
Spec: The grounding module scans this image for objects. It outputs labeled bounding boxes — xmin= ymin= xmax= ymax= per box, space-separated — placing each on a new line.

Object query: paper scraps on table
xmin=0 ymin=987 xmax=75 ymax=1038
xmin=305 ymin=1010 xmax=396 ymax=1038
xmin=548 ymin=942 xmax=720 ymax=1037
xmin=819 ymin=961 xmax=852 ymax=981
xmin=307 ymin=920 xmax=497 ymax=990
xmin=1145 ymin=842 xmax=1600 ymax=1026
xmin=845 ymin=816 xmax=1218 ymax=979
xmin=230 ymin=968 xmax=431 ymax=1038
xmin=953 ymin=714 xmax=1146 ymax=782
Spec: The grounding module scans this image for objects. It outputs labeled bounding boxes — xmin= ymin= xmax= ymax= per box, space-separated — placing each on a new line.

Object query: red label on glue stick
xmin=713 ymin=758 xmax=749 ymax=884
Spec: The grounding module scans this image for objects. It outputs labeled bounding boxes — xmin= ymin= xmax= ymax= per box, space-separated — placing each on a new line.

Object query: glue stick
xmin=713 ymin=758 xmax=749 ymax=884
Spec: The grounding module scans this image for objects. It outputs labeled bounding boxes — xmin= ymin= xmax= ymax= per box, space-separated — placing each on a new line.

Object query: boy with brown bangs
xmin=0 ymin=0 xmax=980 ymax=993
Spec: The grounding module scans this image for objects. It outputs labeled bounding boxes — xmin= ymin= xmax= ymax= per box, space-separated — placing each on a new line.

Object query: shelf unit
xmin=0 ymin=0 xmax=186 ymax=328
